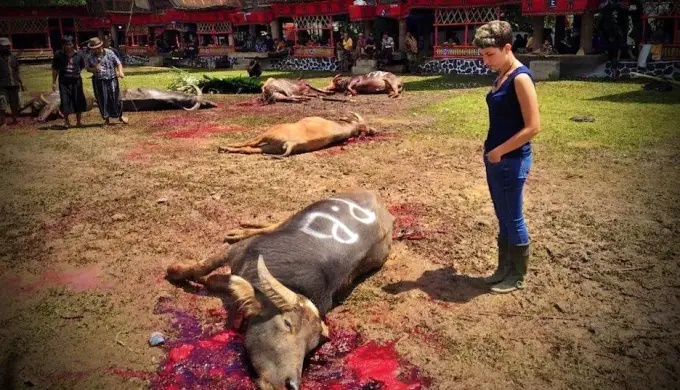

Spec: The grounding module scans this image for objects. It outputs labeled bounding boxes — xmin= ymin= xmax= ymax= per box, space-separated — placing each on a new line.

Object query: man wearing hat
xmin=86 ymin=36 xmax=128 ymax=126
xmin=52 ymin=35 xmax=88 ymax=128
xmin=0 ymin=37 xmax=25 ymax=127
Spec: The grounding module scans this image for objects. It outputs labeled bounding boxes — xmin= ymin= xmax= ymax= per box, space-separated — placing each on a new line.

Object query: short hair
xmin=473 ymin=20 xmax=513 ymax=49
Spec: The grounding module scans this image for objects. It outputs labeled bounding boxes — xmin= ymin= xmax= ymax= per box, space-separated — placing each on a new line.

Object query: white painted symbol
xmin=328 ymin=198 xmax=376 ymax=224
xmin=300 ymin=212 xmax=359 ymax=244
xmin=299 ymin=198 xmax=376 ymax=244
xmin=367 ymin=71 xmax=388 ymax=78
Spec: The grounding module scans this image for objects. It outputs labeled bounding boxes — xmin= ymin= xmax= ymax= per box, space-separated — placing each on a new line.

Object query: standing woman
xmin=473 ymin=21 xmax=541 ymax=294
xmin=52 ymin=35 xmax=87 ymax=129
xmin=86 ymin=37 xmax=128 ymax=126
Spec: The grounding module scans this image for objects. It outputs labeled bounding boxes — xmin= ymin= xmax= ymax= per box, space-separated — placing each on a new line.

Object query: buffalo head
xmin=323 ymin=74 xmax=349 ymax=93
xmin=339 ymin=111 xmax=376 ymax=137
xmin=229 ymin=255 xmax=329 ymax=390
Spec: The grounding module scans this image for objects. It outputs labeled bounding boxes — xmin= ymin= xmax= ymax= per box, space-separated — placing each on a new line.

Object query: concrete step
xmin=232 ymin=61 xmax=250 ymax=70
xmin=355 ymin=59 xmax=377 ymax=67
xmin=381 ymin=64 xmax=406 ymax=73
xmin=352 ymin=65 xmax=377 ymax=74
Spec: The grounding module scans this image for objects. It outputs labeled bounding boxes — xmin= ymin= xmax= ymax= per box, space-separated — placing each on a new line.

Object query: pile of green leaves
xmin=168 ymin=67 xmax=263 ymax=94
xmin=197 ymin=75 xmax=263 ymax=94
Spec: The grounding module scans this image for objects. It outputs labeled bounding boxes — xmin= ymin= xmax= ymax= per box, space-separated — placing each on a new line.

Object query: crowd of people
xmin=0 ymin=35 xmax=128 ymax=128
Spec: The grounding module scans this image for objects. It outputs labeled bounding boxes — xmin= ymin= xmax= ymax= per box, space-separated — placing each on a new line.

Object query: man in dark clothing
xmin=86 ymin=37 xmax=128 ymax=126
xmin=0 ymin=37 xmax=25 ymax=127
xmin=52 ymin=35 xmax=87 ymax=128
xmin=247 ymin=59 xmax=262 ymax=77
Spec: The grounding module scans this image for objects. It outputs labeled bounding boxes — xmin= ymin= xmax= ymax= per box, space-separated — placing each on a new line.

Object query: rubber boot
xmin=483 ymin=235 xmax=510 ymax=284
xmin=490 ymin=243 xmax=530 ymax=294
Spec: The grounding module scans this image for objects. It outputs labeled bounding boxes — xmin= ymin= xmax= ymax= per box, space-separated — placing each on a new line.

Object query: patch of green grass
xmin=420 ymin=79 xmax=680 ymax=151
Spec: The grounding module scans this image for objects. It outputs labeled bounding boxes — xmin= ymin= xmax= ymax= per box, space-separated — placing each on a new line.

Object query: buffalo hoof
xmin=166 ymin=262 xmax=194 ymax=281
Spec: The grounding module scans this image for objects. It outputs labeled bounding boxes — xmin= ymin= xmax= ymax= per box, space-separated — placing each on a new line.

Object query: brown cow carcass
xmin=166 ymin=190 xmax=395 ymax=390
xmin=324 ymin=71 xmax=404 ymax=98
xmin=217 ymin=112 xmax=375 ymax=157
xmin=260 ymin=77 xmax=331 ymax=103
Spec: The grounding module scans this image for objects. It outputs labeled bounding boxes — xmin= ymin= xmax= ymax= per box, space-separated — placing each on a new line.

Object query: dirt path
xmin=1 ymin=89 xmax=678 ymax=389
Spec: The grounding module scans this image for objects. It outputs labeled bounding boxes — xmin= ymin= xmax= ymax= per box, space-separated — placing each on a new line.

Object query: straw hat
xmin=88 ymin=37 xmax=103 ymax=49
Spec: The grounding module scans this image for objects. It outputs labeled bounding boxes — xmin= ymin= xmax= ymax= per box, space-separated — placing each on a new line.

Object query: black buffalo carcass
xmin=166 ymin=190 xmax=395 ymax=390
xmin=22 ymin=86 xmax=216 ymax=122
xmin=121 ymin=85 xmax=217 ymax=112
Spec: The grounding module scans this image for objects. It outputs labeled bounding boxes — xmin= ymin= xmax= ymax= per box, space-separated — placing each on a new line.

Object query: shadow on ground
xmin=382 ymin=267 xmax=489 ymax=303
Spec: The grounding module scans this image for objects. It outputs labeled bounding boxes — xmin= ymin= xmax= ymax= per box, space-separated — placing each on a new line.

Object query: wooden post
xmin=398 ymin=18 xmax=407 ymax=51
xmin=270 ymin=19 xmax=281 ymax=40
xmin=364 ymin=20 xmax=372 ymax=36
xmin=531 ymin=16 xmax=544 ymax=51
xmin=578 ymin=11 xmax=593 ymax=54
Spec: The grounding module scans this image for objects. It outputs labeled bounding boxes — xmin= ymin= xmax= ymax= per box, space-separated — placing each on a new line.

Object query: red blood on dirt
xmin=388 ymin=203 xmax=427 ymax=241
xmin=107 ymin=296 xmax=432 ymax=389
xmin=316 ymin=133 xmax=398 ymax=157
xmin=10 ymin=264 xmax=114 ymax=293
xmin=124 ymin=142 xmax=162 ymax=160
xmin=158 ymin=124 xmax=244 ymax=139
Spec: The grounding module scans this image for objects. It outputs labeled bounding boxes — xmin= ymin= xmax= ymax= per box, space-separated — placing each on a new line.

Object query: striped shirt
xmin=87 ymin=48 xmax=121 ymax=80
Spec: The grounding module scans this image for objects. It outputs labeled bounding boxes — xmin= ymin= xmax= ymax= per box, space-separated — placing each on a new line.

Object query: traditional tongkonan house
xmin=0 ymin=6 xmax=91 ymax=61
xmin=226 ymin=5 xmax=275 ymax=66
xmin=407 ymin=0 xmax=514 ymax=75
xmin=267 ymin=0 xmax=353 ymax=71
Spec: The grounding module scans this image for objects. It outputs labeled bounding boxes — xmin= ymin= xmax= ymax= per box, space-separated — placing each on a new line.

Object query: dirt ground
xmin=1 ymin=84 xmax=679 ymax=390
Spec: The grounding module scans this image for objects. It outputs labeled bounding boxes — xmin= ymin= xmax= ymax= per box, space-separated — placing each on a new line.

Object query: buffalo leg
xmin=223 ymin=220 xmax=285 ymax=243
xmin=386 ymin=80 xmax=400 ymax=98
xmin=218 ymin=146 xmax=265 ymax=154
xmin=166 ymin=243 xmax=231 ymax=282
xmin=223 ymin=134 xmax=266 ymax=148
xmin=271 ymin=92 xmax=307 ymax=103
xmin=195 ymin=274 xmax=246 ymax=331
xmin=266 ymin=141 xmax=296 ymax=159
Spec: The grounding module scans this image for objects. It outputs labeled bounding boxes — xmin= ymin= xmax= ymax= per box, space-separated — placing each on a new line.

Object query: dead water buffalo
xmin=167 ymin=190 xmax=395 ymax=390
xmin=260 ymin=77 xmax=331 ymax=103
xmin=20 ymin=91 xmax=95 ymax=122
xmin=121 ymin=85 xmax=217 ymax=112
xmin=324 ymin=71 xmax=404 ymax=98
xmin=217 ymin=112 xmax=376 ymax=157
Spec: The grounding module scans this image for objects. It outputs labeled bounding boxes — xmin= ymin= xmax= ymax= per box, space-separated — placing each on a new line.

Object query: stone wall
xmin=268 ymin=57 xmax=338 ymax=72
xmin=418 ymin=58 xmax=491 ymax=75
xmin=605 ymin=60 xmax=680 ymax=80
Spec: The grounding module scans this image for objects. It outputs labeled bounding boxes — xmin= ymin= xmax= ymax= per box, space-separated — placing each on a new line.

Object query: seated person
xmin=247 ymin=59 xmax=262 ymax=77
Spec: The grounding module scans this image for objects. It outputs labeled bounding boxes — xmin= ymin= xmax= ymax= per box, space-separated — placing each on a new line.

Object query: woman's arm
xmin=486 ymin=73 xmax=541 ymax=162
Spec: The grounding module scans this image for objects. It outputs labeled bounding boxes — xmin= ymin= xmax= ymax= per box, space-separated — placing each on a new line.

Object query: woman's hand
xmin=486 ymin=148 xmax=503 ymax=163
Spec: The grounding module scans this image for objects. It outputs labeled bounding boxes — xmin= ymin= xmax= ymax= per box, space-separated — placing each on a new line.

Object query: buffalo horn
xmin=191 ymin=83 xmax=203 ymax=97
xmin=256 ymin=254 xmax=298 ymax=311
xmin=349 ymin=112 xmax=364 ymax=124
xmin=183 ymin=101 xmax=201 ymax=111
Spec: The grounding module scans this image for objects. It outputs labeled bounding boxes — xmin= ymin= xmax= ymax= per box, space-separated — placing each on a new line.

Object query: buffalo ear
xmin=228 ymin=275 xmax=263 ymax=317
xmin=320 ymin=321 xmax=330 ymax=341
